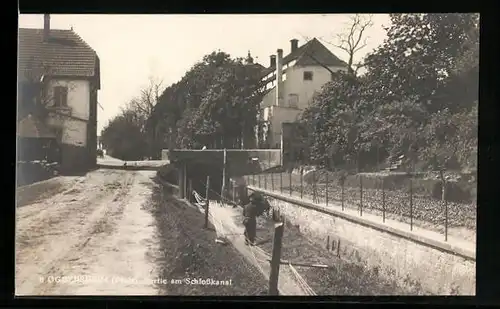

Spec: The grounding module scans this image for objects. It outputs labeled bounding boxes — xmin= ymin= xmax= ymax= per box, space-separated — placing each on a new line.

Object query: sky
xmin=18 ymin=14 xmax=391 ymax=133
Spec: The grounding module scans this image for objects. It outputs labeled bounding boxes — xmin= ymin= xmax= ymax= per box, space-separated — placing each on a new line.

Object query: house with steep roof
xmin=17 ymin=14 xmax=100 ymax=174
xmin=257 ymin=38 xmax=348 ymax=148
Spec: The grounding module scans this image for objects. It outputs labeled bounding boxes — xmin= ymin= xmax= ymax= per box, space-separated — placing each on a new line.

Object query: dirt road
xmin=16 ymin=168 xmax=268 ymax=296
xmin=15 ymin=169 xmax=162 ymax=296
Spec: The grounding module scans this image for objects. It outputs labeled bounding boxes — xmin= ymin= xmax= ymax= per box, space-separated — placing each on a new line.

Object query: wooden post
xmin=300 ymin=169 xmax=304 ymax=199
xmin=188 ymin=179 xmax=193 ymax=202
xmin=271 ymin=172 xmax=275 ymax=191
xmin=382 ymin=178 xmax=386 ymax=223
xmin=232 ymin=185 xmax=236 ymax=203
xmin=178 ymin=163 xmax=186 ymax=199
xmin=443 ymin=181 xmax=448 ymax=241
xmin=268 ymin=151 xmax=272 ymax=172
xmin=279 ymin=150 xmax=283 ymax=193
xmin=359 ymin=175 xmax=363 ymax=216
xmin=280 ymin=172 xmax=283 ymax=193
xmin=312 ymin=171 xmax=317 ymax=203
xmin=325 ymin=172 xmax=329 ymax=206
xmin=289 ymin=172 xmax=292 ymax=196
xmin=221 ymin=148 xmax=227 ymax=198
xmin=326 ymin=235 xmax=330 ymax=250
xmin=205 ymin=176 xmax=210 ymax=229
xmin=341 ymin=180 xmax=344 ymax=211
xmin=268 ymin=222 xmax=285 ymax=295
xmin=409 ymin=179 xmax=413 ymax=231
xmin=183 ymin=163 xmax=187 ymax=199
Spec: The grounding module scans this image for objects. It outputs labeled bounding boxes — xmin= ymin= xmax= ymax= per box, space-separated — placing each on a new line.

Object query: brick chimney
xmin=290 ymin=39 xmax=298 ymax=53
xmin=275 ymin=49 xmax=283 ymax=106
xmin=43 ymin=14 xmax=50 ymax=41
xmin=270 ymin=55 xmax=276 ymax=67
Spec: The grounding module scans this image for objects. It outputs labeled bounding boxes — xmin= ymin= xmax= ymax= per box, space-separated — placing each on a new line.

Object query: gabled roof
xmin=288 ymin=38 xmax=347 ymax=67
xmin=18 ymin=28 xmax=100 ymax=85
xmin=261 ymin=37 xmax=347 ymax=77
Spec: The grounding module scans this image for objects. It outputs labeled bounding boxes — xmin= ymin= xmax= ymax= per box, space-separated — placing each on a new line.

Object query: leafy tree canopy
xmin=299 ymin=13 xmax=479 ymax=173
xmin=149 ymin=51 xmax=264 ymax=150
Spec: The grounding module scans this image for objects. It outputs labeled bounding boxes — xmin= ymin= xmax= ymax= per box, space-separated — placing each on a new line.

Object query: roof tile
xmin=18 ymin=28 xmax=99 ymax=80
xmin=261 ymin=37 xmax=347 ymax=78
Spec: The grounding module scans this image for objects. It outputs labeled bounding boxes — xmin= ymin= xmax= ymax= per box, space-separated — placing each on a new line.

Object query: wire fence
xmin=244 ymin=169 xmax=477 ymax=243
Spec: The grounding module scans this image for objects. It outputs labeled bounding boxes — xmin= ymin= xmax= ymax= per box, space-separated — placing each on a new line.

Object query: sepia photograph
xmin=16 ymin=13 xmax=478 ymax=296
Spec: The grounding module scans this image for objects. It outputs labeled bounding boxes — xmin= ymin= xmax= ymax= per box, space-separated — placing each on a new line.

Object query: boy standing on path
xmin=243 ymin=192 xmax=270 ymax=245
xmin=243 ymin=195 xmax=258 ymax=246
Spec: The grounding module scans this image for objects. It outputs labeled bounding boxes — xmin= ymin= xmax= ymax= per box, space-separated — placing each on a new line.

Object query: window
xmin=53 ymin=86 xmax=68 ymax=107
xmin=303 ymin=71 xmax=313 ymax=81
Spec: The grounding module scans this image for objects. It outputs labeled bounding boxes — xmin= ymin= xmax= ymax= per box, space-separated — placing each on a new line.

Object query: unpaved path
xmin=188 ymin=199 xmax=309 ymax=295
xmin=15 ymin=169 xmax=161 ymax=296
xmin=151 ymin=187 xmax=268 ymax=295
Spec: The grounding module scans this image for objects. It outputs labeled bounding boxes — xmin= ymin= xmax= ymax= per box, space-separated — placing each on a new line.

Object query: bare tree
xmin=122 ymin=75 xmax=166 ymax=158
xmin=127 ymin=76 xmax=165 ymax=124
xmin=322 ymin=14 xmax=374 ymax=76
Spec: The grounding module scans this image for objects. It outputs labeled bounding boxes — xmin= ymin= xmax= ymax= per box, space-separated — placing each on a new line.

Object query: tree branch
xmin=322 ymin=14 xmax=374 ymax=76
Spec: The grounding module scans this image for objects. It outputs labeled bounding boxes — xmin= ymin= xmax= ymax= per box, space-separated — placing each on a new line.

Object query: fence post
xmin=178 ymin=163 xmax=186 ymax=199
xmin=264 ymin=172 xmax=268 ymax=190
xmin=280 ymin=171 xmax=283 ymax=193
xmin=221 ymin=148 xmax=227 ymax=199
xmin=204 ymin=176 xmax=210 ymax=229
xmin=359 ymin=175 xmax=363 ymax=216
xmin=188 ymin=179 xmax=193 ymax=203
xmin=289 ymin=171 xmax=292 ymax=196
xmin=409 ymin=179 xmax=413 ymax=231
xmin=382 ymin=178 xmax=386 ymax=223
xmin=271 ymin=172 xmax=275 ymax=192
xmin=325 ymin=172 xmax=329 ymax=206
xmin=258 ymin=174 xmax=261 ymax=188
xmin=268 ymin=222 xmax=285 ymax=296
xmin=233 ymin=185 xmax=236 ymax=203
xmin=443 ymin=182 xmax=448 ymax=241
xmin=312 ymin=171 xmax=317 ymax=203
xmin=184 ymin=163 xmax=187 ymax=200
xmin=341 ymin=179 xmax=345 ymax=211
xmin=300 ymin=169 xmax=304 ymax=199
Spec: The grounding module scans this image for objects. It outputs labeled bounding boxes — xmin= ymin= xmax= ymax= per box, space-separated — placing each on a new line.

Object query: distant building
xmin=257 ymin=38 xmax=348 ymax=148
xmin=17 ymin=14 xmax=101 ymax=174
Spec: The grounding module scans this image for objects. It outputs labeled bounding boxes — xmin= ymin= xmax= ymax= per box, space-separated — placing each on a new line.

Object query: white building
xmin=258 ymin=38 xmax=348 ymax=148
xmin=17 ymin=14 xmax=101 ymax=174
